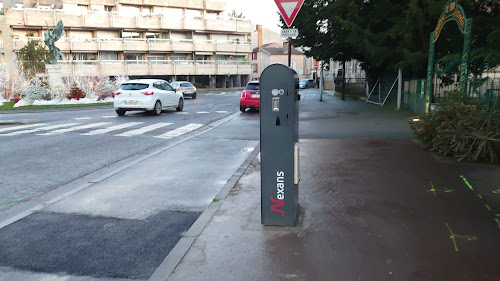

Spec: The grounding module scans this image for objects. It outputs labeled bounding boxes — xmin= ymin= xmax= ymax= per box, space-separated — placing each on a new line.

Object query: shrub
xmin=21 ymin=78 xmax=49 ymax=101
xmin=411 ymin=91 xmax=500 ymax=163
xmin=95 ymin=76 xmax=115 ymax=100
xmin=67 ymin=83 xmax=86 ymax=100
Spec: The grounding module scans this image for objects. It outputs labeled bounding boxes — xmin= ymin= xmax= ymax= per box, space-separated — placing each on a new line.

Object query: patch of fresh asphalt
xmin=0 ymin=210 xmax=201 ymax=279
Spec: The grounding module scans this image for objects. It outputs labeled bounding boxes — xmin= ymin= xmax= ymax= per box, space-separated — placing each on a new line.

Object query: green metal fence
xmin=401 ymin=77 xmax=500 ymax=115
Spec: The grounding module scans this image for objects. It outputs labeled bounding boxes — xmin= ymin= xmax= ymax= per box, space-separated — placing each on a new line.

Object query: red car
xmin=240 ymin=81 xmax=260 ymax=112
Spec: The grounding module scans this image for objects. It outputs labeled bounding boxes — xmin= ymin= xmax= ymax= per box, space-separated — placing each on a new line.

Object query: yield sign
xmin=274 ymin=0 xmax=305 ymax=27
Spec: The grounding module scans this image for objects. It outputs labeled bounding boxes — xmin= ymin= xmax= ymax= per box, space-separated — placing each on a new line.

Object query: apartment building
xmin=249 ymin=25 xmax=313 ymax=81
xmin=0 ymin=0 xmax=253 ymax=88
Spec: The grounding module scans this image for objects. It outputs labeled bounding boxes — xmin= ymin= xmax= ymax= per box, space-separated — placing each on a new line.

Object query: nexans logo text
xmin=270 ymin=171 xmax=285 ymax=216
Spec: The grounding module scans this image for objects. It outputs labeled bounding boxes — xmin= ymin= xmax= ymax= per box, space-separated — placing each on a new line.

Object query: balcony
xmin=11 ymin=37 xmax=251 ymax=55
xmin=56 ymin=60 xmax=251 ymax=76
xmin=205 ymin=0 xmax=226 ymax=11
xmin=6 ymin=8 xmax=252 ymax=33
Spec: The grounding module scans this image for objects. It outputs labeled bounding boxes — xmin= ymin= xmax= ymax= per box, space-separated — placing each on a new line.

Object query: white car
xmin=114 ymin=79 xmax=184 ymax=116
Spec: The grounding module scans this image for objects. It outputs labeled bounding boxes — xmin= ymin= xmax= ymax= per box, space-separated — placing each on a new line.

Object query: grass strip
xmin=0 ymin=101 xmax=112 ymax=110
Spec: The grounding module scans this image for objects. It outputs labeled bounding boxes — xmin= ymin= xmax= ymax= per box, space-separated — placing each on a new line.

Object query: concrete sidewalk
xmin=164 ymin=91 xmax=500 ymax=281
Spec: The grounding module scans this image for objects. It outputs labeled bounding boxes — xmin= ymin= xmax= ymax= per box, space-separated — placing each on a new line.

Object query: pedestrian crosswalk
xmin=0 ymin=121 xmax=205 ymax=139
xmin=115 ymin=123 xmax=172 ymax=137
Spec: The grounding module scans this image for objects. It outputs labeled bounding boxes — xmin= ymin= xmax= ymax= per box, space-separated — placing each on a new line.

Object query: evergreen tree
xmin=18 ymin=39 xmax=51 ymax=76
xmin=289 ymin=0 xmax=499 ymax=80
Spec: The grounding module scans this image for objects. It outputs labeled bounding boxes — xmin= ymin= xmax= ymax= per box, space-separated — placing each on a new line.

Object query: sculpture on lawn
xmin=43 ymin=20 xmax=65 ymax=64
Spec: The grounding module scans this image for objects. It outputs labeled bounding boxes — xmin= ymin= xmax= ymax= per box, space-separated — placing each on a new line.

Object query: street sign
xmin=274 ymin=0 xmax=305 ymax=27
xmin=314 ymin=64 xmax=319 ymax=69
xmin=281 ymin=28 xmax=299 ymax=38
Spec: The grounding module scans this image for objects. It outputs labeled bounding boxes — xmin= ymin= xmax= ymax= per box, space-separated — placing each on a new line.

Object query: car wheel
xmin=176 ymin=98 xmax=184 ymax=111
xmin=152 ymin=100 xmax=162 ymax=116
xmin=240 ymin=106 xmax=245 ymax=112
xmin=116 ymin=109 xmax=126 ymax=116
xmin=192 ymin=93 xmax=197 ymax=99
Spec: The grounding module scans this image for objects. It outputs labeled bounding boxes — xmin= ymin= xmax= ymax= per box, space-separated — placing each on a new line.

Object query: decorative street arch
xmin=425 ymin=0 xmax=472 ymax=113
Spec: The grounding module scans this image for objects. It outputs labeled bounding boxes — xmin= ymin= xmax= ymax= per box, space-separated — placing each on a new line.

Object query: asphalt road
xmin=0 ymin=89 xmax=260 ymax=280
xmin=0 ymin=90 xmax=241 ymax=209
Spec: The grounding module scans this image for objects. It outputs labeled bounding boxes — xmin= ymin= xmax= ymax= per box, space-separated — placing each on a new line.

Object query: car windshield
xmin=121 ymin=83 xmax=149 ymax=90
xmin=245 ymin=83 xmax=259 ymax=91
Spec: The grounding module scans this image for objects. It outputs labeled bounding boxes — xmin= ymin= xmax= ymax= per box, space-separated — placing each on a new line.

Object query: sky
xmin=225 ymin=0 xmax=283 ymax=33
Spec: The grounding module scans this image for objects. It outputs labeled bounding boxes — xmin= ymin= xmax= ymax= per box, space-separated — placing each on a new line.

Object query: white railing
xmin=56 ymin=60 xmax=250 ymax=65
xmin=11 ymin=37 xmax=251 ymax=46
xmin=9 ymin=8 xmax=251 ymax=23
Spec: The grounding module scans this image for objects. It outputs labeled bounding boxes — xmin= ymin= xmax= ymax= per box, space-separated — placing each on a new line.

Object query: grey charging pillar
xmin=260 ymin=63 xmax=300 ymax=226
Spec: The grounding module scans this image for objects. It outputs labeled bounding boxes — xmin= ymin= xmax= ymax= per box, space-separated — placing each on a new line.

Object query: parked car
xmin=114 ymin=79 xmax=183 ymax=116
xmin=299 ymin=79 xmax=315 ymax=89
xmin=240 ymin=81 xmax=260 ymax=112
xmin=170 ymin=81 xmax=197 ymax=99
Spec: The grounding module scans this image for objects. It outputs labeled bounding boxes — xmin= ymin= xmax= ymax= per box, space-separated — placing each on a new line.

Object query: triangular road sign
xmin=274 ymin=0 xmax=305 ymax=27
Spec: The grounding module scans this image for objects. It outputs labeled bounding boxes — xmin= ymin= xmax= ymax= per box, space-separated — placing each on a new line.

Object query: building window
xmin=72 ymin=53 xmax=96 ymax=61
xmin=124 ymin=53 xmax=143 ymax=61
xmin=146 ymin=32 xmax=162 ymax=39
xmin=122 ymin=31 xmax=141 ymax=39
xmin=170 ymin=54 xmax=187 ymax=61
xmin=77 ymin=4 xmax=88 ymax=12
xmin=100 ymin=52 xmax=118 ymax=60
xmin=147 ymin=55 xmax=165 ymax=63
xmin=104 ymin=6 xmax=114 ymax=12
xmin=142 ymin=6 xmax=152 ymax=14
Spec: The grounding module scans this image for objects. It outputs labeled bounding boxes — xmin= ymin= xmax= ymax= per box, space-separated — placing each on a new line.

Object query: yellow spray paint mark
xmin=484 ymin=204 xmax=491 ymax=211
xmin=445 ymin=223 xmax=477 ymax=252
xmin=495 ymin=219 xmax=500 ymax=229
xmin=428 ymin=181 xmax=454 ymax=197
xmin=460 ymin=175 xmax=474 ymax=191
xmin=492 ymin=189 xmax=500 ymax=194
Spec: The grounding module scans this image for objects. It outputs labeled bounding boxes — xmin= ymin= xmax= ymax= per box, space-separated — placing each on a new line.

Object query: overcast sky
xmin=225 ymin=0 xmax=283 ymax=32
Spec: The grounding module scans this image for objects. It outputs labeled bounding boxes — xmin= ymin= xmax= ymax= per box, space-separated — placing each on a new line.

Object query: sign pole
xmin=288 ymin=38 xmax=291 ymax=67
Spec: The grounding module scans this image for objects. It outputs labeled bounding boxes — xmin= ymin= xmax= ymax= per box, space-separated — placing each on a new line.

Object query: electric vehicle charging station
xmin=260 ymin=63 xmax=300 ymax=226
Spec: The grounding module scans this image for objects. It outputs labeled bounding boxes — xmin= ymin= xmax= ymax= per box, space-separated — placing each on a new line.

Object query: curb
xmin=148 ymin=144 xmax=261 ymax=281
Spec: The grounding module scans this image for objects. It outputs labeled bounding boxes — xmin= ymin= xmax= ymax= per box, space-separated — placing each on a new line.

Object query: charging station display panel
xmin=260 ymin=64 xmax=299 ymax=226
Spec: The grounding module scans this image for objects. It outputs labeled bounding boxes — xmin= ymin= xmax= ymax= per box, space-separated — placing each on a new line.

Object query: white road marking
xmin=175 ymin=112 xmax=189 ymax=115
xmin=39 ymin=122 xmax=111 ymax=135
xmin=74 ymin=117 xmax=91 ymax=120
xmin=102 ymin=116 xmax=117 ymax=118
xmin=196 ymin=111 xmax=210 ymax=114
xmin=215 ymin=111 xmax=228 ymax=113
xmin=0 ymin=123 xmax=47 ymax=133
xmin=116 ymin=123 xmax=172 ymax=137
xmin=81 ymin=122 xmax=144 ymax=136
xmin=2 ymin=123 xmax=80 ymax=136
xmin=155 ymin=123 xmax=203 ymax=139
